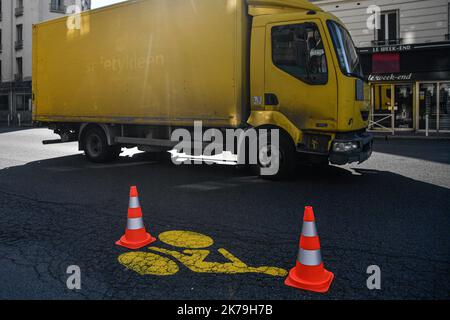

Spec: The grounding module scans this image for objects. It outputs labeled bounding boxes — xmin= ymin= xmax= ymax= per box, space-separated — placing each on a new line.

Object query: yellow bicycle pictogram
xmin=118 ymin=230 xmax=287 ymax=277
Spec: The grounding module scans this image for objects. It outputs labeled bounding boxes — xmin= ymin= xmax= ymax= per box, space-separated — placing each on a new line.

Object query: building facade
xmin=312 ymin=0 xmax=450 ymax=133
xmin=0 ymin=0 xmax=91 ymax=124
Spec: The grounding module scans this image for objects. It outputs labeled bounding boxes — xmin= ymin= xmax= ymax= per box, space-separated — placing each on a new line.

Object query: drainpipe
xmin=10 ymin=1 xmax=15 ymax=123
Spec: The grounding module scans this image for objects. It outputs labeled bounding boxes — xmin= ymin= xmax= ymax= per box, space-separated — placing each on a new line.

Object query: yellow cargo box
xmin=33 ymin=0 xmax=250 ymax=127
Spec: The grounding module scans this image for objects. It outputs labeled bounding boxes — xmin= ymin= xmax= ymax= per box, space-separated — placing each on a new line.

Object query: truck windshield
xmin=327 ymin=21 xmax=363 ymax=78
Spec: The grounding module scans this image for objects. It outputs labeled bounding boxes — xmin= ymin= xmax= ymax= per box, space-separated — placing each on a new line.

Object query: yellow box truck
xmin=33 ymin=0 xmax=373 ymax=178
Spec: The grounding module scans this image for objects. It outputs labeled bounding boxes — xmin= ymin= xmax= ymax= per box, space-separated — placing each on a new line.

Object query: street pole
xmin=425 ymin=114 xmax=429 ymax=137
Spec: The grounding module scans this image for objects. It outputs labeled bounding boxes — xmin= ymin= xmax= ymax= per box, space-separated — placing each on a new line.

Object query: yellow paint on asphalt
xmin=118 ymin=252 xmax=179 ymax=276
xmin=149 ymin=247 xmax=287 ymax=276
xmin=118 ymin=230 xmax=287 ymax=277
xmin=159 ymin=231 xmax=214 ymax=249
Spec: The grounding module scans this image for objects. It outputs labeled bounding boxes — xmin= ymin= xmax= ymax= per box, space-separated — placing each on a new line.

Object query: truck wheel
xmin=253 ymin=131 xmax=297 ymax=180
xmin=83 ymin=127 xmax=121 ymax=163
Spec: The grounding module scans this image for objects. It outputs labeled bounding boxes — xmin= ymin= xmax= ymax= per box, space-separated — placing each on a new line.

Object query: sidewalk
xmin=371 ymin=131 xmax=450 ymax=141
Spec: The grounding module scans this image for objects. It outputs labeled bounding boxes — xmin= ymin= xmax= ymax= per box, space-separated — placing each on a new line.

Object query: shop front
xmin=359 ymin=42 xmax=450 ymax=134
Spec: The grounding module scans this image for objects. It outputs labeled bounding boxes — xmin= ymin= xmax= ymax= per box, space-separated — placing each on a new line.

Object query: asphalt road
xmin=0 ymin=127 xmax=449 ymax=300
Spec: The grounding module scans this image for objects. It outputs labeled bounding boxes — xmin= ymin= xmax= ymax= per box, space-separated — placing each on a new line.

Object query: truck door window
xmin=272 ymin=23 xmax=328 ymax=85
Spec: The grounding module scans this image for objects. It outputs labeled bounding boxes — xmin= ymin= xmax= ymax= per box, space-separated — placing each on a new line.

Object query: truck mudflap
xmin=329 ymin=131 xmax=373 ymax=165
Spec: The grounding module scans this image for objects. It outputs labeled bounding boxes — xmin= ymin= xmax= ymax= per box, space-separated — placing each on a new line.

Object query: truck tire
xmin=252 ymin=130 xmax=297 ymax=180
xmin=83 ymin=127 xmax=121 ymax=163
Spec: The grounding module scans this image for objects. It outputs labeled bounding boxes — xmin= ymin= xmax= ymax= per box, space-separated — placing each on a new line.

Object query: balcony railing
xmin=15 ymin=40 xmax=24 ymax=50
xmin=15 ymin=6 xmax=24 ymax=17
xmin=50 ymin=3 xmax=67 ymax=14
xmin=371 ymin=39 xmax=403 ymax=46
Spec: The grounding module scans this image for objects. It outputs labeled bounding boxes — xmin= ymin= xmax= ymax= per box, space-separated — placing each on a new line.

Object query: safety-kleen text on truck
xmin=33 ymin=0 xmax=373 ymax=179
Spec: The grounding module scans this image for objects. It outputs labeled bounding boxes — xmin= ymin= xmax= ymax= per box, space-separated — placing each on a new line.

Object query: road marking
xmin=118 ymin=230 xmax=287 ymax=277
xmin=159 ymin=230 xmax=214 ymax=249
xmin=119 ymin=252 xmax=179 ymax=276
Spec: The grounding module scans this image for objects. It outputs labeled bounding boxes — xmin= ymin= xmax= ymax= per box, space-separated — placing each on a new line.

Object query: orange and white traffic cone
xmin=116 ymin=186 xmax=157 ymax=250
xmin=285 ymin=206 xmax=334 ymax=293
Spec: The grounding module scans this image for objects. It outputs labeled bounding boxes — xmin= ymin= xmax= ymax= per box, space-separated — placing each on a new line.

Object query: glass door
xmin=439 ymin=83 xmax=450 ymax=131
xmin=371 ymin=83 xmax=394 ymax=131
xmin=418 ymin=83 xmax=438 ymax=131
xmin=393 ymin=84 xmax=414 ymax=129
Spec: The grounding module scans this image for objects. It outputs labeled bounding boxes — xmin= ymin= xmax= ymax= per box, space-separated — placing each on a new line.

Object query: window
xmin=51 ymin=0 xmax=64 ymax=6
xmin=272 ymin=23 xmax=328 ymax=85
xmin=0 ymin=95 xmax=8 ymax=111
xmin=447 ymin=3 xmax=450 ymax=40
xmin=327 ymin=20 xmax=363 ymax=78
xmin=16 ymin=94 xmax=31 ymax=111
xmin=16 ymin=24 xmax=23 ymax=41
xmin=50 ymin=0 xmax=66 ymax=13
xmin=16 ymin=57 xmax=23 ymax=79
xmin=15 ymin=0 xmax=24 ymax=16
xmin=375 ymin=11 xmax=400 ymax=45
xmin=15 ymin=24 xmax=23 ymax=50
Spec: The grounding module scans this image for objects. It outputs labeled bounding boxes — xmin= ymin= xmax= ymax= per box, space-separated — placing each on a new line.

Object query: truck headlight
xmin=333 ymin=141 xmax=360 ymax=153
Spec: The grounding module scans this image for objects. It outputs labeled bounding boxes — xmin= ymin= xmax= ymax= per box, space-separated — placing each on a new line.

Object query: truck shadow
xmin=0 ymin=150 xmax=360 ymax=188
xmin=0 ymin=150 xmax=448 ymax=202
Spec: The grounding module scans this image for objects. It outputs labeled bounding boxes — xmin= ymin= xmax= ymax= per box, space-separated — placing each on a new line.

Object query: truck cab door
xmin=264 ymin=19 xmax=338 ymax=131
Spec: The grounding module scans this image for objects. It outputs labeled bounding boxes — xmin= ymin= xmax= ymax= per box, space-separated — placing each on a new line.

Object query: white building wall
xmin=1 ymin=0 xmax=90 ymax=82
xmin=0 ymin=0 xmax=90 ymax=119
xmin=311 ymin=0 xmax=450 ymax=47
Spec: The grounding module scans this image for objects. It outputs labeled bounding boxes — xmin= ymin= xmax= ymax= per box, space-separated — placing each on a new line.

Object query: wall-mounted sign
xmin=372 ymin=53 xmax=400 ymax=73
xmin=358 ymin=41 xmax=450 ymax=54
xmin=368 ymin=73 xmax=413 ymax=82
xmin=372 ymin=45 xmax=412 ymax=53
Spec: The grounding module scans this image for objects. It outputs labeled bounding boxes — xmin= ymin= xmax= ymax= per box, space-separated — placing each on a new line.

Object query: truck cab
xmin=246 ymin=0 xmax=373 ymax=169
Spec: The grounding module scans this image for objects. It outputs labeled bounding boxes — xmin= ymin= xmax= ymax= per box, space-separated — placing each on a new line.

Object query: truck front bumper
xmin=329 ymin=131 xmax=373 ymax=165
